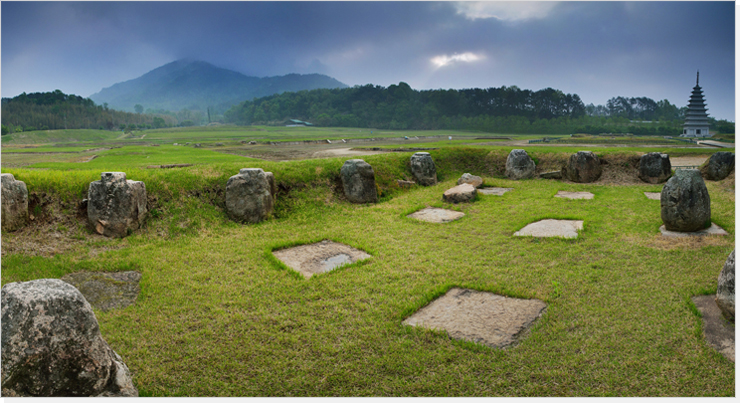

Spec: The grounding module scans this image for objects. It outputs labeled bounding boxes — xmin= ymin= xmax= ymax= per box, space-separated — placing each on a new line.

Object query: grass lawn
xmin=0 ymin=128 xmax=735 ymax=396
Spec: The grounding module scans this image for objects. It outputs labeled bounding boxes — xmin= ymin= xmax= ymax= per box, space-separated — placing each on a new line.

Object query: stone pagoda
xmin=680 ymin=71 xmax=711 ymax=138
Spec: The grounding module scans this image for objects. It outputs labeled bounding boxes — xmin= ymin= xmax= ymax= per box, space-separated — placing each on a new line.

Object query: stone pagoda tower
xmin=681 ymin=71 xmax=710 ymax=138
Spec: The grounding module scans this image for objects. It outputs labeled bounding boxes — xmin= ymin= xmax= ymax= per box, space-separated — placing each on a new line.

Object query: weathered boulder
xmin=457 ymin=173 xmax=483 ymax=188
xmin=87 ymin=172 xmax=147 ymax=238
xmin=716 ymin=250 xmax=735 ymax=322
xmin=397 ymin=180 xmax=416 ymax=188
xmin=443 ymin=183 xmax=477 ymax=203
xmin=1 ymin=174 xmax=28 ymax=232
xmin=1 ymin=279 xmax=137 ymax=397
xmin=409 ymin=152 xmax=437 ymax=186
xmin=638 ymin=152 xmax=672 ymax=184
xmin=701 ymin=152 xmax=735 ymax=181
xmin=505 ymin=149 xmax=536 ymax=180
xmin=562 ymin=151 xmax=602 ymax=183
xmin=660 ymin=169 xmax=711 ymax=232
xmin=225 ymin=168 xmax=274 ymax=223
xmin=340 ymin=159 xmax=378 ymax=203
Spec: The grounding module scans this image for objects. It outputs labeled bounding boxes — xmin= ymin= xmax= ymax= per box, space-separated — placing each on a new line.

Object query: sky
xmin=1 ymin=1 xmax=736 ymax=121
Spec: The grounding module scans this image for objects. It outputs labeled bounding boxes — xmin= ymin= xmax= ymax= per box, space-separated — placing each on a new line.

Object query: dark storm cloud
xmin=1 ymin=2 xmax=735 ymax=120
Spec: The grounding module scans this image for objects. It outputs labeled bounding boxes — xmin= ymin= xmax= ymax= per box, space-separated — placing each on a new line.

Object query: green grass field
xmin=0 ymin=127 xmax=734 ymax=396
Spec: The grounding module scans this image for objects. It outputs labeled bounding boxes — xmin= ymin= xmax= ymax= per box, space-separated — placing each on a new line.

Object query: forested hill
xmin=89 ymin=59 xmax=348 ymax=114
xmin=1 ymin=90 xmax=177 ymax=134
xmin=223 ymin=82 xmax=693 ymax=134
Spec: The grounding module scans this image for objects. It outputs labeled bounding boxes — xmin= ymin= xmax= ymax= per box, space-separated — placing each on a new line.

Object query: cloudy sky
xmin=1 ymin=1 xmax=735 ymax=120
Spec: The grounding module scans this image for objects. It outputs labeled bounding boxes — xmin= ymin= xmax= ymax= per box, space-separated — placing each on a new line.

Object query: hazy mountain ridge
xmin=89 ymin=60 xmax=348 ymax=113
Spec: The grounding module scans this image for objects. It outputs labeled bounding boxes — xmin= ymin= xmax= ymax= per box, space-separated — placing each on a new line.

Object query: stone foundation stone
xmin=717 ymin=250 xmax=735 ymax=322
xmin=443 ymin=183 xmax=477 ymax=203
xmin=410 ymin=152 xmax=437 ymax=186
xmin=1 ymin=279 xmax=137 ymax=397
xmin=505 ymin=149 xmax=536 ymax=180
xmin=225 ymin=168 xmax=274 ymax=223
xmin=457 ymin=173 xmax=483 ymax=188
xmin=340 ymin=159 xmax=378 ymax=203
xmin=660 ymin=169 xmax=710 ymax=232
xmin=701 ymin=151 xmax=735 ymax=181
xmin=87 ymin=172 xmax=147 ymax=238
xmin=562 ymin=151 xmax=602 ymax=183
xmin=638 ymin=152 xmax=672 ymax=184
xmin=1 ymin=174 xmax=28 ymax=232
xmin=403 ymin=288 xmax=546 ymax=348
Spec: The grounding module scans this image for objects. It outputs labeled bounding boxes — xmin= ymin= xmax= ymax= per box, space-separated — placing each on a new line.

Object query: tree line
xmin=1 ymin=90 xmax=179 ymax=135
xmin=224 ymin=82 xmax=732 ymax=134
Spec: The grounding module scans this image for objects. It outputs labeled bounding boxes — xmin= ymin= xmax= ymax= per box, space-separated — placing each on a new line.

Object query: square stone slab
xmin=272 ymin=240 xmax=371 ymax=279
xmin=692 ymin=295 xmax=734 ymax=362
xmin=403 ymin=288 xmax=546 ymax=348
xmin=555 ymin=191 xmax=594 ymax=200
xmin=407 ymin=207 xmax=465 ymax=223
xmin=514 ymin=219 xmax=584 ymax=239
xmin=659 ymin=223 xmax=729 ymax=237
xmin=644 ymin=192 xmax=661 ymax=200
xmin=478 ymin=187 xmax=514 ymax=196
xmin=60 ymin=271 xmax=141 ymax=311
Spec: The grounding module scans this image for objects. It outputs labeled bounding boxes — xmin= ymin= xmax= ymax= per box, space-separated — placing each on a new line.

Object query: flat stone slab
xmin=555 ymin=191 xmax=594 ymax=200
xmin=60 ymin=271 xmax=142 ymax=311
xmin=659 ymin=223 xmax=728 ymax=237
xmin=514 ymin=219 xmax=584 ymax=239
xmin=407 ymin=207 xmax=465 ymax=223
xmin=692 ymin=295 xmax=735 ymax=362
xmin=478 ymin=187 xmax=514 ymax=196
xmin=273 ymin=240 xmax=371 ymax=279
xmin=644 ymin=192 xmax=661 ymax=200
xmin=403 ymin=288 xmax=546 ymax=348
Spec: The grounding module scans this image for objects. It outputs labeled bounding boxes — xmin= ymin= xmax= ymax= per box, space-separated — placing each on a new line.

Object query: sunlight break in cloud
xmin=454 ymin=1 xmax=559 ymax=21
xmin=431 ymin=52 xmax=484 ymax=68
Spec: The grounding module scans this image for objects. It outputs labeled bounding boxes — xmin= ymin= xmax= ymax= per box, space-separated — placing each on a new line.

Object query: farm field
xmin=0 ymin=126 xmax=735 ymax=396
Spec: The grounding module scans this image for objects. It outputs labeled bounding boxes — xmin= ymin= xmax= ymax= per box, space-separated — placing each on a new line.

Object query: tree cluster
xmin=224 ymin=83 xmax=588 ymax=130
xmin=1 ymin=90 xmax=178 ymax=135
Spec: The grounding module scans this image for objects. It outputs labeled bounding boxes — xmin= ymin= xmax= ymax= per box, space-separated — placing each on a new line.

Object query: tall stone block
xmin=562 ymin=151 xmax=602 ymax=183
xmin=717 ymin=250 xmax=735 ymax=322
xmin=1 ymin=279 xmax=137 ymax=397
xmin=505 ymin=149 xmax=536 ymax=180
xmin=660 ymin=169 xmax=711 ymax=232
xmin=409 ymin=152 xmax=437 ymax=186
xmin=638 ymin=152 xmax=672 ymax=184
xmin=1 ymin=174 xmax=28 ymax=232
xmin=341 ymin=159 xmax=378 ymax=203
xmin=225 ymin=168 xmax=274 ymax=223
xmin=701 ymin=152 xmax=735 ymax=181
xmin=87 ymin=172 xmax=147 ymax=238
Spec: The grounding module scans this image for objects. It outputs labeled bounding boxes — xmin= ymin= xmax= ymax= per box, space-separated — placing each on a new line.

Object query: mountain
xmin=89 ymin=59 xmax=348 ymax=114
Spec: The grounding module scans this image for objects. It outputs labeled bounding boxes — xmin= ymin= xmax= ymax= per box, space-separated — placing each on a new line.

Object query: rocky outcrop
xmin=701 ymin=152 xmax=735 ymax=181
xmin=717 ymin=250 xmax=735 ymax=322
xmin=540 ymin=171 xmax=562 ymax=180
xmin=638 ymin=152 xmax=672 ymax=184
xmin=443 ymin=183 xmax=477 ymax=203
xmin=225 ymin=168 xmax=274 ymax=223
xmin=457 ymin=173 xmax=483 ymax=188
xmin=1 ymin=174 xmax=28 ymax=232
xmin=562 ymin=151 xmax=602 ymax=183
xmin=660 ymin=169 xmax=711 ymax=232
xmin=1 ymin=279 xmax=137 ymax=397
xmin=505 ymin=149 xmax=536 ymax=180
xmin=87 ymin=172 xmax=147 ymax=238
xmin=341 ymin=159 xmax=378 ymax=204
xmin=409 ymin=152 xmax=437 ymax=186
